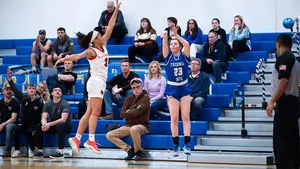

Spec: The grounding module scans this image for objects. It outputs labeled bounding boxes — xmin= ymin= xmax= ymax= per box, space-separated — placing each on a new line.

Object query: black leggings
xmin=231 ymin=39 xmax=250 ymax=59
xmin=14 ymin=124 xmax=36 ymax=151
xmin=128 ymin=44 xmax=158 ymax=63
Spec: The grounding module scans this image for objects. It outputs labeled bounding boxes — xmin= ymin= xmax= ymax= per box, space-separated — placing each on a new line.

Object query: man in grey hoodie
xmin=47 ymin=27 xmax=74 ymax=68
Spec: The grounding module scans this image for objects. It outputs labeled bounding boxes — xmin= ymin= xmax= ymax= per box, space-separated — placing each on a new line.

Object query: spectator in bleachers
xmin=31 ymin=29 xmax=52 ymax=72
xmin=106 ymin=78 xmax=150 ymax=160
xmin=6 ymin=69 xmax=44 ymax=158
xmin=46 ymin=61 xmax=77 ymax=95
xmin=210 ymin=18 xmax=226 ymax=43
xmin=143 ymin=61 xmax=167 ymax=120
xmin=183 ymin=19 xmax=203 ymax=58
xmin=34 ymin=85 xmax=72 ymax=158
xmin=36 ymin=82 xmax=50 ymax=102
xmin=228 ymin=15 xmax=251 ymax=60
xmin=188 ymin=58 xmax=210 ymax=121
xmin=95 ymin=1 xmax=128 ymax=44
xmin=156 ymin=17 xmax=182 ymax=62
xmin=102 ymin=59 xmax=139 ymax=120
xmin=201 ymin=31 xmax=227 ymax=83
xmin=47 ymin=27 xmax=74 ymax=68
xmin=0 ymin=83 xmax=19 ymax=157
xmin=128 ymin=18 xmax=158 ymax=63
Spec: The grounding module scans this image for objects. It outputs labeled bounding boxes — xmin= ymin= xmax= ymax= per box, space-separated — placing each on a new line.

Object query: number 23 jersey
xmin=165 ymin=52 xmax=189 ymax=83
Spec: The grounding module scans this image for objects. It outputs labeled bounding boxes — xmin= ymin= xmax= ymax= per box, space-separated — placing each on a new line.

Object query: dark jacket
xmin=98 ymin=9 xmax=128 ymax=33
xmin=209 ymin=28 xmax=227 ymax=43
xmin=106 ymin=71 xmax=140 ymax=96
xmin=164 ymin=26 xmax=182 ymax=41
xmin=188 ymin=72 xmax=210 ymax=101
xmin=51 ymin=35 xmax=74 ymax=57
xmin=201 ymin=39 xmax=227 ymax=64
xmin=8 ymin=80 xmax=44 ymax=128
xmin=120 ymin=90 xmax=150 ymax=130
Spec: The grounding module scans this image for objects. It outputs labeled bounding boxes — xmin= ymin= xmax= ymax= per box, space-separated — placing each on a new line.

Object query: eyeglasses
xmin=131 ymin=85 xmax=141 ymax=90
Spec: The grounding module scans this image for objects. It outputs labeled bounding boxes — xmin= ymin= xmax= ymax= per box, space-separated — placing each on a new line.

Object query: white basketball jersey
xmin=88 ymin=46 xmax=109 ymax=81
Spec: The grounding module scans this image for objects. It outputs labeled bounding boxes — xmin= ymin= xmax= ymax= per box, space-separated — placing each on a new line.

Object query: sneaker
xmin=135 ymin=150 xmax=150 ymax=161
xmin=84 ymin=139 xmax=101 ymax=154
xmin=173 ymin=144 xmax=179 ymax=157
xmin=28 ymin=149 xmax=34 ymax=158
xmin=2 ymin=150 xmax=11 ymax=157
xmin=125 ymin=148 xmax=135 ymax=160
xmin=49 ymin=151 xmax=64 ymax=159
xmin=11 ymin=150 xmax=20 ymax=158
xmin=68 ymin=137 xmax=81 ymax=156
xmin=34 ymin=151 xmax=44 ymax=158
xmin=183 ymin=143 xmax=191 ymax=155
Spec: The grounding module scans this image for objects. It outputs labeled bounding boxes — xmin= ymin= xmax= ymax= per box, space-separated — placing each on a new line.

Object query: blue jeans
xmin=1 ymin=123 xmax=17 ymax=151
xmin=150 ymin=99 xmax=167 ymax=120
xmin=202 ymin=61 xmax=227 ymax=83
xmin=190 ymin=97 xmax=205 ymax=121
xmin=104 ymin=89 xmax=132 ymax=114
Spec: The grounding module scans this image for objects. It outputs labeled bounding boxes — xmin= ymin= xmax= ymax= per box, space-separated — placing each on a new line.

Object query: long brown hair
xmin=137 ymin=18 xmax=156 ymax=35
xmin=184 ymin=19 xmax=199 ymax=38
xmin=233 ymin=15 xmax=248 ymax=34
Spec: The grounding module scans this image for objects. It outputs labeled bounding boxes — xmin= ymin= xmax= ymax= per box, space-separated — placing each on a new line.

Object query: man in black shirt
xmin=46 ymin=60 xmax=77 ymax=95
xmin=0 ymin=83 xmax=20 ymax=157
xmin=102 ymin=59 xmax=139 ymax=120
xmin=35 ymin=85 xmax=72 ymax=159
xmin=266 ymin=33 xmax=300 ymax=169
xmin=201 ymin=31 xmax=227 ymax=83
xmin=47 ymin=27 xmax=74 ymax=68
xmin=7 ymin=69 xmax=44 ymax=158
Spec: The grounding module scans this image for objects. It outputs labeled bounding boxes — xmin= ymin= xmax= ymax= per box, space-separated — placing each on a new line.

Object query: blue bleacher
xmin=0 ymin=32 xmax=278 ymax=151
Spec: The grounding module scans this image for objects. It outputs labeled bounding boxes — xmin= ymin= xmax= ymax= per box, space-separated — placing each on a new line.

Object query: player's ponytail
xmin=76 ymin=31 xmax=93 ymax=49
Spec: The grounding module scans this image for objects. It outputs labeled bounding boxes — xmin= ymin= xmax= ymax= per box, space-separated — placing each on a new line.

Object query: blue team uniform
xmin=165 ymin=52 xmax=192 ymax=101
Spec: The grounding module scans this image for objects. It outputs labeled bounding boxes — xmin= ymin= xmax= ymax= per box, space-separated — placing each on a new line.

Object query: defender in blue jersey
xmin=162 ymin=27 xmax=192 ymax=157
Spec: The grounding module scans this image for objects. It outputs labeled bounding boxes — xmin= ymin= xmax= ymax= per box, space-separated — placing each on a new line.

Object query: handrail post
xmin=241 ymin=83 xmax=248 ymax=138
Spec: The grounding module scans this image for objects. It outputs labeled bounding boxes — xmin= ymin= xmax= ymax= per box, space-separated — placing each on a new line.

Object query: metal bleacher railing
xmin=255 ymin=58 xmax=268 ymax=109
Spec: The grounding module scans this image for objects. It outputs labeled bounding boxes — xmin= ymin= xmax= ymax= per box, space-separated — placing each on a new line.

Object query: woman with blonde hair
xmin=143 ymin=61 xmax=167 ymax=120
xmin=228 ymin=15 xmax=251 ymax=60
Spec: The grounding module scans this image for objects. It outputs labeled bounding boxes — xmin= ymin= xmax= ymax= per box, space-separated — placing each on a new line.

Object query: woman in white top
xmin=55 ymin=0 xmax=121 ymax=155
xmin=143 ymin=61 xmax=167 ymax=120
xmin=128 ymin=18 xmax=159 ymax=63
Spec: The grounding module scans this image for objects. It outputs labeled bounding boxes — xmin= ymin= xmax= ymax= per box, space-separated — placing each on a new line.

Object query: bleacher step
xmin=244 ymin=84 xmax=271 ymax=93
xmin=206 ymin=130 xmax=272 ymax=136
xmin=198 ymin=137 xmax=272 ymax=147
xmin=212 ymin=122 xmax=273 ymax=132
xmin=194 ymin=145 xmax=273 ymax=152
xmin=218 ymin=117 xmax=273 ymax=122
xmin=188 ymin=151 xmax=273 ymax=165
xmin=224 ymin=109 xmax=271 ymax=118
xmin=235 ymin=96 xmax=271 ymax=105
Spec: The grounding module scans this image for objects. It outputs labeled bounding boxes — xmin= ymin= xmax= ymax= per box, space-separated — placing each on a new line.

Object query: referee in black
xmin=266 ymin=33 xmax=300 ymax=169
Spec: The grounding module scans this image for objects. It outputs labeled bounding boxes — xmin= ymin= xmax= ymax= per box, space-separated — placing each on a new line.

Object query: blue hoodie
xmin=185 ymin=28 xmax=203 ymax=45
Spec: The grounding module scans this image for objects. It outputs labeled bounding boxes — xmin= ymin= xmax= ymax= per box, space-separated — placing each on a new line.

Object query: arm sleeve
xmin=8 ymin=80 xmax=24 ymax=103
xmin=277 ymin=54 xmax=295 ymax=80
xmin=228 ymin=30 xmax=234 ymax=45
xmin=62 ymin=101 xmax=70 ymax=113
xmin=233 ymin=28 xmax=250 ymax=40
xmin=106 ymin=75 xmax=119 ymax=92
xmin=143 ymin=78 xmax=149 ymax=93
xmin=43 ymin=101 xmax=50 ymax=113
xmin=12 ymin=100 xmax=20 ymax=115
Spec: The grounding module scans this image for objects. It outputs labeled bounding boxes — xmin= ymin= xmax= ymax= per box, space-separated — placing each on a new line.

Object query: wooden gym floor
xmin=0 ymin=158 xmax=276 ymax=169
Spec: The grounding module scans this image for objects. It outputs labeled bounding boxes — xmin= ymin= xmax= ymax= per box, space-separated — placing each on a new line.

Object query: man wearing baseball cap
xmin=106 ymin=77 xmax=150 ymax=160
xmin=31 ymin=29 xmax=52 ymax=72
xmin=0 ymin=82 xmax=20 ymax=157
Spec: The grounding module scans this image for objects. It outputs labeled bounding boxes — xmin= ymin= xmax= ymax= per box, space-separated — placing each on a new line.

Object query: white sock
xmin=75 ymin=133 xmax=82 ymax=141
xmin=32 ymin=66 xmax=36 ymax=70
xmin=89 ymin=134 xmax=95 ymax=141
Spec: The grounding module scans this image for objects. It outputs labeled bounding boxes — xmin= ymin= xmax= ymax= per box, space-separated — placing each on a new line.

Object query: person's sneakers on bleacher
xmin=11 ymin=150 xmax=20 ymax=158
xmin=183 ymin=143 xmax=191 ymax=155
xmin=84 ymin=139 xmax=101 ymax=154
xmin=49 ymin=150 xmax=64 ymax=159
xmin=34 ymin=150 xmax=44 ymax=158
xmin=125 ymin=147 xmax=135 ymax=160
xmin=68 ymin=137 xmax=81 ymax=156
xmin=173 ymin=144 xmax=179 ymax=157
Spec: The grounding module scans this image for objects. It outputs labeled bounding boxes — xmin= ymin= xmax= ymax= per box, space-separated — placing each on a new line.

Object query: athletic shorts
xmin=87 ymin=77 xmax=106 ymax=99
xmin=165 ymin=82 xmax=192 ymax=101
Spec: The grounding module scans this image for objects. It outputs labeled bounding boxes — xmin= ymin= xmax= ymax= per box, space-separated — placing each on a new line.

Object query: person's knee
xmin=31 ymin=53 xmax=37 ymax=59
xmin=5 ymin=123 xmax=16 ymax=133
xmin=212 ymin=61 xmax=221 ymax=69
xmin=47 ymin=55 xmax=53 ymax=62
xmin=181 ymin=112 xmax=190 ymax=122
xmin=106 ymin=132 xmax=113 ymax=141
xmin=129 ymin=126 xmax=139 ymax=135
xmin=171 ymin=113 xmax=179 ymax=123
xmin=194 ymin=97 xmax=205 ymax=105
xmin=40 ymin=52 xmax=47 ymax=58
xmin=55 ymin=122 xmax=67 ymax=131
